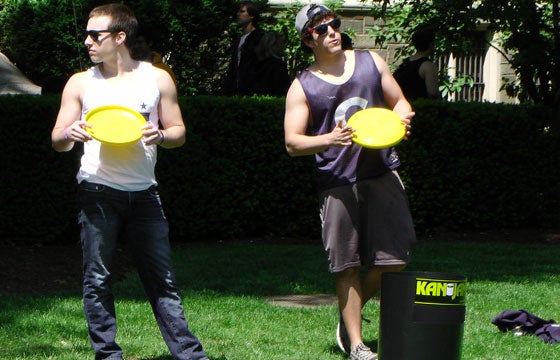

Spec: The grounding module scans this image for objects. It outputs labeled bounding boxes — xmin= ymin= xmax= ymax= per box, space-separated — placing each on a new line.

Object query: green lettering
xmin=438 ymin=282 xmax=446 ymax=296
xmin=457 ymin=283 xmax=466 ymax=298
xmin=416 ymin=280 xmax=427 ymax=295
xmin=426 ymin=282 xmax=437 ymax=296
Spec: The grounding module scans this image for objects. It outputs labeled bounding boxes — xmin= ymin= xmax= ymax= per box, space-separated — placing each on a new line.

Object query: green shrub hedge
xmin=398 ymin=99 xmax=559 ymax=232
xmin=1 ymin=95 xmax=558 ymax=245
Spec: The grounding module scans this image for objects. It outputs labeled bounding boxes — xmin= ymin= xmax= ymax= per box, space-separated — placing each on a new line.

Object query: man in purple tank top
xmin=284 ymin=4 xmax=416 ymax=360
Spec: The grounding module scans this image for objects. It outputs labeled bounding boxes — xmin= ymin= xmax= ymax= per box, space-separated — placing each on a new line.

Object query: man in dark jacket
xmin=223 ymin=1 xmax=264 ymax=95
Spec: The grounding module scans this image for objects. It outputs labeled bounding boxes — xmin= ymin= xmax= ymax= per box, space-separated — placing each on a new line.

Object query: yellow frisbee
xmin=85 ymin=105 xmax=146 ymax=145
xmin=347 ymin=107 xmax=405 ymax=149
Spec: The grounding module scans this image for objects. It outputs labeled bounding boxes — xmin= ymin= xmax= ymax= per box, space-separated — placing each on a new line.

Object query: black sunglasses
xmin=309 ymin=18 xmax=341 ymax=36
xmin=83 ymin=29 xmax=115 ymax=42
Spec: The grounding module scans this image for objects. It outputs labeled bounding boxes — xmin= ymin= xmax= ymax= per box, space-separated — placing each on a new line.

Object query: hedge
xmin=1 ymin=95 xmax=558 ymax=245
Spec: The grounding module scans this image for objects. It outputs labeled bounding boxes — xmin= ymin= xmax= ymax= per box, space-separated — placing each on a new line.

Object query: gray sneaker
xmin=350 ymin=343 xmax=378 ymax=360
xmin=337 ymin=309 xmax=371 ymax=354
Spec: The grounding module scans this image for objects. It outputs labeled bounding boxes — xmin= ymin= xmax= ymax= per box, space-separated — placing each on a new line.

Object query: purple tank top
xmin=297 ymin=50 xmax=401 ymax=191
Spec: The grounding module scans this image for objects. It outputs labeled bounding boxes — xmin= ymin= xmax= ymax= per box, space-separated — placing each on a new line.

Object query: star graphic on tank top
xmin=140 ymin=102 xmax=147 ymax=110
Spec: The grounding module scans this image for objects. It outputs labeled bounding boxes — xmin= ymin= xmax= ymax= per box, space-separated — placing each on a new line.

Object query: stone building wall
xmin=338 ymin=14 xmax=404 ymax=68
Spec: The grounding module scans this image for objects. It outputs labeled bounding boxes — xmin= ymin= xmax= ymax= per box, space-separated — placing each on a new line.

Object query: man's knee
xmin=371 ymin=264 xmax=406 ymax=274
xmin=336 ymin=266 xmax=361 ymax=281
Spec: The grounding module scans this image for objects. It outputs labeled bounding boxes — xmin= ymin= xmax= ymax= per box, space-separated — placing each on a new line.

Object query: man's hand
xmin=399 ymin=111 xmax=415 ymax=139
xmin=141 ymin=122 xmax=165 ymax=146
xmin=330 ymin=120 xmax=355 ymax=147
xmin=64 ymin=120 xmax=92 ymax=143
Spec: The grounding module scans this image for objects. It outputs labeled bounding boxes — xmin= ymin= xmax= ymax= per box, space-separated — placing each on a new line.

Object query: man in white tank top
xmin=284 ymin=4 xmax=416 ymax=360
xmin=51 ymin=4 xmax=208 ymax=360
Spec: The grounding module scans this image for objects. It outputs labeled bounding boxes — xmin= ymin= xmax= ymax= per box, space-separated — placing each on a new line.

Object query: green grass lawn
xmin=1 ymin=240 xmax=559 ymax=359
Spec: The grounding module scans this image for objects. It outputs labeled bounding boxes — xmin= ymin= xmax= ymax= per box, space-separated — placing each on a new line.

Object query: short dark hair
xmin=411 ymin=27 xmax=435 ymax=52
xmin=238 ymin=1 xmax=261 ymax=26
xmin=89 ymin=3 xmax=139 ymax=48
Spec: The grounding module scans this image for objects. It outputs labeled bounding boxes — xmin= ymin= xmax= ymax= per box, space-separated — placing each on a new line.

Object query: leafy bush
xmin=0 ymin=0 xmax=317 ymax=96
xmin=0 ymin=95 xmax=79 ymax=243
xmin=0 ymin=0 xmax=87 ymax=84
xmin=0 ymin=0 xmax=236 ymax=95
xmin=159 ymin=96 xmax=318 ymax=240
xmin=0 ymin=95 xmax=558 ymax=245
xmin=399 ymin=99 xmax=559 ymax=232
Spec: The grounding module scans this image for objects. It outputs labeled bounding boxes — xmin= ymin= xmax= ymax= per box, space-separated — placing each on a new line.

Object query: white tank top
xmin=77 ymin=61 xmax=160 ymax=191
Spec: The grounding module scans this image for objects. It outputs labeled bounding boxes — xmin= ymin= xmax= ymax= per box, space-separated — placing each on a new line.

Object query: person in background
xmin=223 ymin=1 xmax=265 ymax=95
xmin=284 ymin=4 xmax=416 ymax=360
xmin=393 ymin=26 xmax=440 ymax=100
xmin=50 ymin=3 xmax=208 ymax=359
xmin=151 ymin=50 xmax=177 ymax=85
xmin=251 ymin=31 xmax=291 ymax=97
xmin=131 ymin=30 xmax=178 ymax=85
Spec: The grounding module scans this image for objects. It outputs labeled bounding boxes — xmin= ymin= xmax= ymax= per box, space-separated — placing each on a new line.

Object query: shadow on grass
xmin=3 ymin=239 xmax=559 ymax=303
xmin=114 ymin=241 xmax=336 ymax=300
xmin=406 ymin=240 xmax=560 ymax=283
xmin=112 ymin=239 xmax=560 ymax=300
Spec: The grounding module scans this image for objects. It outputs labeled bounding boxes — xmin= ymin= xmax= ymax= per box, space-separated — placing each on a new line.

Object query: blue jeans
xmin=77 ymin=181 xmax=208 ymax=360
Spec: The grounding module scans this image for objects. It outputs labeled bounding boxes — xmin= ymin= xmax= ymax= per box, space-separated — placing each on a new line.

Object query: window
xmin=437 ymin=50 xmax=485 ymax=102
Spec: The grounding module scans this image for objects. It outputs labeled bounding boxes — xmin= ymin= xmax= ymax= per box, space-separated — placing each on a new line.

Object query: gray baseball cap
xmin=295 ymin=3 xmax=331 ymax=35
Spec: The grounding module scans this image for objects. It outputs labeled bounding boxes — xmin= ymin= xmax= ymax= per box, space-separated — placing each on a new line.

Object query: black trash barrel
xmin=378 ymin=271 xmax=467 ymax=360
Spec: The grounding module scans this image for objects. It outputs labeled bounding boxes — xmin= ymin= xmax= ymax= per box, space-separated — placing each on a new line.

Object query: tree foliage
xmin=370 ymin=0 xmax=560 ymax=106
xmin=0 ymin=0 xmax=87 ymax=83
xmin=0 ymin=0 xmax=341 ymax=95
xmin=0 ymin=0 xmax=239 ymax=95
xmin=2 ymin=0 xmax=559 ymax=102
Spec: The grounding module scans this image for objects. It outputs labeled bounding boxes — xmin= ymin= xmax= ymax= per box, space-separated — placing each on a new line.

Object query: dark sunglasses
xmin=309 ymin=18 xmax=341 ymax=36
xmin=83 ymin=29 xmax=115 ymax=42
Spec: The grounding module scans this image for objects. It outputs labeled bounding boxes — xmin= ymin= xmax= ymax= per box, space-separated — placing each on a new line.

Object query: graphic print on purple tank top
xmin=297 ymin=50 xmax=401 ymax=191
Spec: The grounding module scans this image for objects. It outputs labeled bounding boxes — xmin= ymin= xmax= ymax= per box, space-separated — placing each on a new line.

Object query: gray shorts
xmin=319 ymin=171 xmax=416 ymax=273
